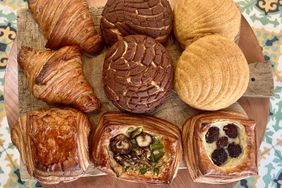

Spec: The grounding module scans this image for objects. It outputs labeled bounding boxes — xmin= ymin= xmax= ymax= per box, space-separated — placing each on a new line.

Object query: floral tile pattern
xmin=0 ymin=0 xmax=281 ymax=187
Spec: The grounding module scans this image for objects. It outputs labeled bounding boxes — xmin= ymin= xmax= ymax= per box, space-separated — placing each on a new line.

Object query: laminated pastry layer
xmin=18 ymin=46 xmax=101 ymax=113
xmin=11 ymin=108 xmax=91 ymax=184
xmin=28 ymin=0 xmax=103 ymax=55
xmin=182 ymin=111 xmax=257 ymax=184
xmin=92 ymin=112 xmax=182 ymax=184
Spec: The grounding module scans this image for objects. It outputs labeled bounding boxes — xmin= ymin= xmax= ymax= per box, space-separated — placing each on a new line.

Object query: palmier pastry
xmin=174 ymin=0 xmax=241 ymax=47
xmin=11 ymin=108 xmax=91 ymax=184
xmin=101 ymin=0 xmax=173 ymax=45
xmin=18 ymin=46 xmax=101 ymax=113
xmin=103 ymin=35 xmax=173 ymax=113
xmin=174 ymin=35 xmax=249 ymax=111
xmin=28 ymin=0 xmax=103 ymax=55
xmin=92 ymin=112 xmax=182 ymax=184
xmin=182 ymin=111 xmax=257 ymax=184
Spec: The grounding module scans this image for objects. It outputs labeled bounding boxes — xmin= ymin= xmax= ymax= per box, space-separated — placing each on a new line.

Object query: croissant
xmin=92 ymin=112 xmax=182 ymax=184
xmin=11 ymin=108 xmax=91 ymax=184
xmin=28 ymin=0 xmax=103 ymax=55
xmin=182 ymin=111 xmax=257 ymax=184
xmin=174 ymin=35 xmax=249 ymax=111
xmin=18 ymin=46 xmax=101 ymax=113
xmin=174 ymin=0 xmax=241 ymax=47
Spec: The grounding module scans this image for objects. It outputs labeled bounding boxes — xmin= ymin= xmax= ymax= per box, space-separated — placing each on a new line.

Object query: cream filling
xmin=204 ymin=121 xmax=247 ymax=168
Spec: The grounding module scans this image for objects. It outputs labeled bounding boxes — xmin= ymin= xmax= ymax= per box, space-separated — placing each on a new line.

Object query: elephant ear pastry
xmin=11 ymin=108 xmax=91 ymax=184
xmin=174 ymin=0 xmax=241 ymax=47
xmin=28 ymin=0 xmax=103 ymax=55
xmin=18 ymin=46 xmax=101 ymax=113
xmin=182 ymin=111 xmax=258 ymax=184
xmin=92 ymin=112 xmax=182 ymax=184
xmin=174 ymin=35 xmax=249 ymax=111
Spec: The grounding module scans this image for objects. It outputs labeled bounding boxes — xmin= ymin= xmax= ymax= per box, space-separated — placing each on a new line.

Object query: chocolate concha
xmin=174 ymin=35 xmax=249 ymax=111
xmin=174 ymin=0 xmax=241 ymax=47
xmin=103 ymin=35 xmax=174 ymax=113
xmin=101 ymin=0 xmax=173 ymax=46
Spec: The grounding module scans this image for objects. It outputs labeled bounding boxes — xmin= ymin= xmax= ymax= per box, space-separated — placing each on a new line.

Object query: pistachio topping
xmin=130 ymin=127 xmax=143 ymax=138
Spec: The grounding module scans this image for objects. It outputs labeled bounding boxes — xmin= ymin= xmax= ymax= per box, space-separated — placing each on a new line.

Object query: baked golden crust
xmin=174 ymin=35 xmax=249 ymax=111
xmin=28 ymin=0 xmax=103 ymax=55
xmin=182 ymin=111 xmax=258 ymax=184
xmin=92 ymin=112 xmax=182 ymax=184
xmin=11 ymin=108 xmax=91 ymax=184
xmin=174 ymin=0 xmax=241 ymax=47
xmin=18 ymin=46 xmax=101 ymax=113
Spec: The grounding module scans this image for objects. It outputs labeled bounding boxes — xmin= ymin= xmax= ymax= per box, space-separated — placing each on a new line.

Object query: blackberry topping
xmin=216 ymin=136 xmax=229 ymax=148
xmin=211 ymin=148 xmax=228 ymax=166
xmin=205 ymin=127 xmax=220 ymax=143
xmin=223 ymin=124 xmax=238 ymax=138
xmin=227 ymin=143 xmax=242 ymax=158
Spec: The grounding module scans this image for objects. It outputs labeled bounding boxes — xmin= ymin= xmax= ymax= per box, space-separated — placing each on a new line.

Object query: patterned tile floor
xmin=0 ymin=0 xmax=281 ymax=187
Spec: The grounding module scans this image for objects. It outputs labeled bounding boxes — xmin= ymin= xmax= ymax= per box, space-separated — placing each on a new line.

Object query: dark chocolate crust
xmin=103 ymin=35 xmax=173 ymax=113
xmin=101 ymin=0 xmax=173 ymax=46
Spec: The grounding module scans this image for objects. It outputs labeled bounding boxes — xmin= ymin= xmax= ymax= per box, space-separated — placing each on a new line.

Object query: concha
xmin=174 ymin=0 xmax=241 ymax=47
xmin=174 ymin=35 xmax=249 ymax=111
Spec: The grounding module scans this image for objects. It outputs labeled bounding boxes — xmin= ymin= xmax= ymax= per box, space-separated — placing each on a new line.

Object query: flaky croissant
xmin=18 ymin=46 xmax=101 ymax=113
xmin=28 ymin=0 xmax=103 ymax=55
xmin=11 ymin=108 xmax=91 ymax=184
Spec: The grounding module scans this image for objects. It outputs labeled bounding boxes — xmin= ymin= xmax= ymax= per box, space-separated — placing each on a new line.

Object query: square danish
xmin=11 ymin=108 xmax=91 ymax=184
xmin=182 ymin=111 xmax=258 ymax=184
xmin=92 ymin=112 xmax=182 ymax=184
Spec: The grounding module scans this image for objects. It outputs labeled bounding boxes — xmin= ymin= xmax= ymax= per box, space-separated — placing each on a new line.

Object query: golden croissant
xmin=28 ymin=0 xmax=103 ymax=55
xmin=174 ymin=35 xmax=249 ymax=111
xmin=11 ymin=108 xmax=91 ymax=184
xmin=174 ymin=0 xmax=241 ymax=47
xmin=18 ymin=46 xmax=101 ymax=112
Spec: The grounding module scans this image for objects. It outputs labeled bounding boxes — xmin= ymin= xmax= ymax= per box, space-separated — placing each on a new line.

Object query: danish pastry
xmin=11 ymin=108 xmax=91 ymax=184
xmin=92 ymin=112 xmax=182 ymax=184
xmin=182 ymin=111 xmax=258 ymax=184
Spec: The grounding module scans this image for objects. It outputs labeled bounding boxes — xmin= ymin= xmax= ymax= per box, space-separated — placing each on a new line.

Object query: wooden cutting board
xmin=10 ymin=0 xmax=273 ymax=187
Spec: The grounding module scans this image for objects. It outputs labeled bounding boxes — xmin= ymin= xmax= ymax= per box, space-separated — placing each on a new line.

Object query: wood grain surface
xmin=4 ymin=0 xmax=270 ymax=187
